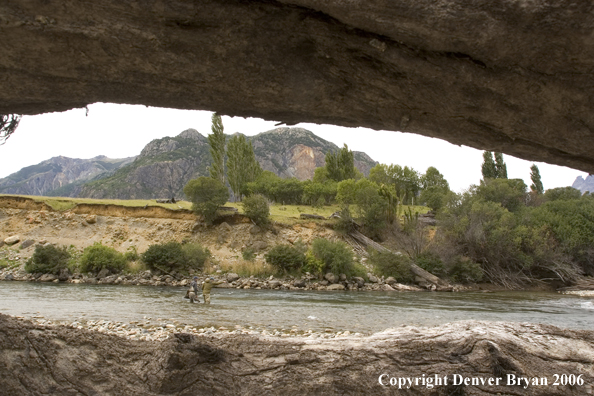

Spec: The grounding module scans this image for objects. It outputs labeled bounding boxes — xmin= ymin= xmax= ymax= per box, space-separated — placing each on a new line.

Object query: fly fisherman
xmin=187 ymin=276 xmax=200 ymax=303
xmin=202 ymin=277 xmax=222 ymax=304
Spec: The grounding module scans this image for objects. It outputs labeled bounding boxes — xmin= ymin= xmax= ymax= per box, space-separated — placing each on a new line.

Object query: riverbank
xmin=1 ymin=312 xmax=593 ymax=395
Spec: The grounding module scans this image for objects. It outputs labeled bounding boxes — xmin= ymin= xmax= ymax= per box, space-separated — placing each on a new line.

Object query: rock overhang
xmin=1 ymin=1 xmax=594 ymax=172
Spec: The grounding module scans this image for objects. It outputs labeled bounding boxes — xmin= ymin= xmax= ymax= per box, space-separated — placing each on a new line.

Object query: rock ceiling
xmin=2 ymin=1 xmax=594 ymax=172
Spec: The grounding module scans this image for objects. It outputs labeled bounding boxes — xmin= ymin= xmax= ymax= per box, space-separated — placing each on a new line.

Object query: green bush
xmin=124 ymin=246 xmax=140 ymax=262
xmin=368 ymin=249 xmax=413 ymax=282
xmin=242 ymin=247 xmax=256 ymax=261
xmin=447 ymin=258 xmax=484 ymax=283
xmin=25 ymin=244 xmax=71 ymax=274
xmin=303 ymin=250 xmax=324 ymax=275
xmin=333 ymin=206 xmax=355 ymax=235
xmin=415 ymin=252 xmax=445 ymax=277
xmin=181 ymin=243 xmax=210 ymax=270
xmin=265 ymin=244 xmax=306 ymax=271
xmin=242 ymin=194 xmax=270 ymax=225
xmin=184 ymin=177 xmax=229 ymax=224
xmin=141 ymin=241 xmax=209 ymax=273
xmin=80 ymin=243 xmax=126 ymax=274
xmin=311 ymin=238 xmax=356 ymax=276
xmin=141 ymin=241 xmax=186 ymax=273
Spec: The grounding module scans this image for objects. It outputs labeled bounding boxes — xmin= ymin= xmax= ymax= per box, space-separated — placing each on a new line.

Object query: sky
xmin=0 ymin=102 xmax=586 ymax=193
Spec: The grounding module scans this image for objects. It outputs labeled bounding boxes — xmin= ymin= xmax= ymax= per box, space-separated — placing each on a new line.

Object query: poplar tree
xmin=481 ymin=151 xmax=497 ymax=179
xmin=325 ymin=144 xmax=356 ymax=182
xmin=494 ymin=152 xmax=508 ymax=179
xmin=208 ymin=113 xmax=226 ymax=184
xmin=530 ymin=164 xmax=544 ymax=194
xmin=227 ymin=134 xmax=262 ymax=201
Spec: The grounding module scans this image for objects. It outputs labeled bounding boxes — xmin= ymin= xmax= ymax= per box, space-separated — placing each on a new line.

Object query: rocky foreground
xmin=1 ymin=314 xmax=593 ymax=396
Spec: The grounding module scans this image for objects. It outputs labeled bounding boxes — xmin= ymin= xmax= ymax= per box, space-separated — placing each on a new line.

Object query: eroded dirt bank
xmin=1 ymin=314 xmax=593 ymax=396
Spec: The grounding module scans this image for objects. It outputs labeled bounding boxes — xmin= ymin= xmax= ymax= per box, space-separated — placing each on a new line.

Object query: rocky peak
xmin=178 ymin=128 xmax=206 ymax=141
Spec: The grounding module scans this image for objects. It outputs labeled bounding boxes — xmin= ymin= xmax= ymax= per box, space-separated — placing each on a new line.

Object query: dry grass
xmin=206 ymin=258 xmax=278 ymax=278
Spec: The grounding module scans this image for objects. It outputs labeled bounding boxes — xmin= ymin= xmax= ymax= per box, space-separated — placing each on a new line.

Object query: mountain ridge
xmin=0 ymin=127 xmax=377 ymax=200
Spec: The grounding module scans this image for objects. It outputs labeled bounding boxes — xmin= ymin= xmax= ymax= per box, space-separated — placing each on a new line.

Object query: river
xmin=0 ymin=282 xmax=592 ymax=334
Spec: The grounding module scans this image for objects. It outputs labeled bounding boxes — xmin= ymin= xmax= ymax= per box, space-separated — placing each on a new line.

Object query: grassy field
xmin=0 ymin=194 xmax=429 ymax=223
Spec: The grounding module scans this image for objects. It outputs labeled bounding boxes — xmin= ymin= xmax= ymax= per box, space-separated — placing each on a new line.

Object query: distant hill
xmin=572 ymin=174 xmax=594 ymax=194
xmin=1 ymin=127 xmax=377 ymax=200
xmin=0 ymin=155 xmax=135 ymax=197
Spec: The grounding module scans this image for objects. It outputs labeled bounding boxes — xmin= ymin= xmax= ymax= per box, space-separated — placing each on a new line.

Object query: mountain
xmin=0 ymin=155 xmax=135 ymax=197
xmin=79 ymin=129 xmax=210 ymax=199
xmin=2 ymin=127 xmax=378 ymax=200
xmin=572 ymin=175 xmax=594 ymax=194
xmin=250 ymin=127 xmax=376 ymax=179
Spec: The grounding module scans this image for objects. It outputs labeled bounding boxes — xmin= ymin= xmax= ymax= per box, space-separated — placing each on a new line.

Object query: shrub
xmin=265 ymin=244 xmax=306 ymax=271
xmin=80 ymin=243 xmax=127 ymax=274
xmin=415 ymin=252 xmax=445 ymax=277
xmin=303 ymin=250 xmax=324 ymax=275
xmin=141 ymin=241 xmax=186 ymax=273
xmin=368 ymin=249 xmax=413 ymax=282
xmin=310 ymin=238 xmax=355 ymax=276
xmin=25 ymin=244 xmax=71 ymax=274
xmin=242 ymin=247 xmax=256 ymax=261
xmin=124 ymin=246 xmax=140 ymax=262
xmin=447 ymin=258 xmax=484 ymax=283
xmin=141 ymin=241 xmax=210 ymax=274
xmin=184 ymin=177 xmax=229 ymax=224
xmin=242 ymin=194 xmax=270 ymax=225
xmin=181 ymin=243 xmax=210 ymax=270
xmin=333 ymin=206 xmax=355 ymax=235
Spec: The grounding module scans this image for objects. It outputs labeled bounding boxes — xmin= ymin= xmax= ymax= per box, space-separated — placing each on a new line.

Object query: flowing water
xmin=0 ymin=282 xmax=592 ymax=334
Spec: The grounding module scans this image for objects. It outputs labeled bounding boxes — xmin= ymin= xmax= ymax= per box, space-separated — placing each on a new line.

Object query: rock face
xmin=2 ymin=1 xmax=594 ymax=172
xmin=0 ymin=155 xmax=135 ymax=197
xmin=1 ymin=314 xmax=593 ymax=395
xmin=572 ymin=175 xmax=594 ymax=194
xmin=79 ymin=129 xmax=211 ymax=199
xmin=251 ymin=128 xmax=376 ymax=179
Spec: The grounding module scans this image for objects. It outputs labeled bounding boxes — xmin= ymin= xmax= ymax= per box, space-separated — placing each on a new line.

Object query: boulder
xmin=339 ymin=274 xmax=347 ymax=282
xmin=4 ymin=235 xmax=20 ymax=245
xmin=392 ymin=283 xmax=424 ymax=292
xmin=326 ymin=283 xmax=345 ymax=291
xmin=352 ymin=277 xmax=365 ymax=288
xmin=324 ymin=273 xmax=337 ymax=284
xmin=97 ymin=268 xmax=110 ymax=279
xmin=86 ymin=215 xmax=97 ymax=224
xmin=226 ymin=273 xmax=240 ymax=282
xmin=382 ymin=284 xmax=395 ymax=291
xmin=251 ymin=241 xmax=268 ymax=251
xmin=219 ymin=222 xmax=232 ymax=232
xmin=268 ymin=280 xmax=282 ymax=288
xmin=368 ymin=274 xmax=379 ymax=283
xmin=385 ymin=276 xmax=397 ymax=285
xmin=20 ymin=239 xmax=35 ymax=249
xmin=38 ymin=274 xmax=58 ymax=282
xmin=216 ymin=282 xmax=233 ymax=288
xmin=293 ymin=279 xmax=306 ymax=288
xmin=249 ymin=225 xmax=261 ymax=234
xmin=58 ymin=268 xmax=70 ymax=282
xmin=4 ymin=274 xmax=14 ymax=281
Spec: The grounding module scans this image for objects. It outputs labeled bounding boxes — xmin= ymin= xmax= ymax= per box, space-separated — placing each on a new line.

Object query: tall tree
xmin=481 ymin=151 xmax=497 ymax=179
xmin=494 ymin=152 xmax=508 ymax=179
xmin=208 ymin=113 xmax=226 ymax=184
xmin=226 ymin=134 xmax=262 ymax=201
xmin=325 ymin=144 xmax=356 ymax=182
xmin=530 ymin=164 xmax=544 ymax=194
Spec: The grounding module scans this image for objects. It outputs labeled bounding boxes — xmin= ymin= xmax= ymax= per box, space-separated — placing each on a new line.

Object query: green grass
xmin=0 ymin=194 xmax=192 ymax=211
xmin=1 ymin=194 xmax=429 ymax=224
